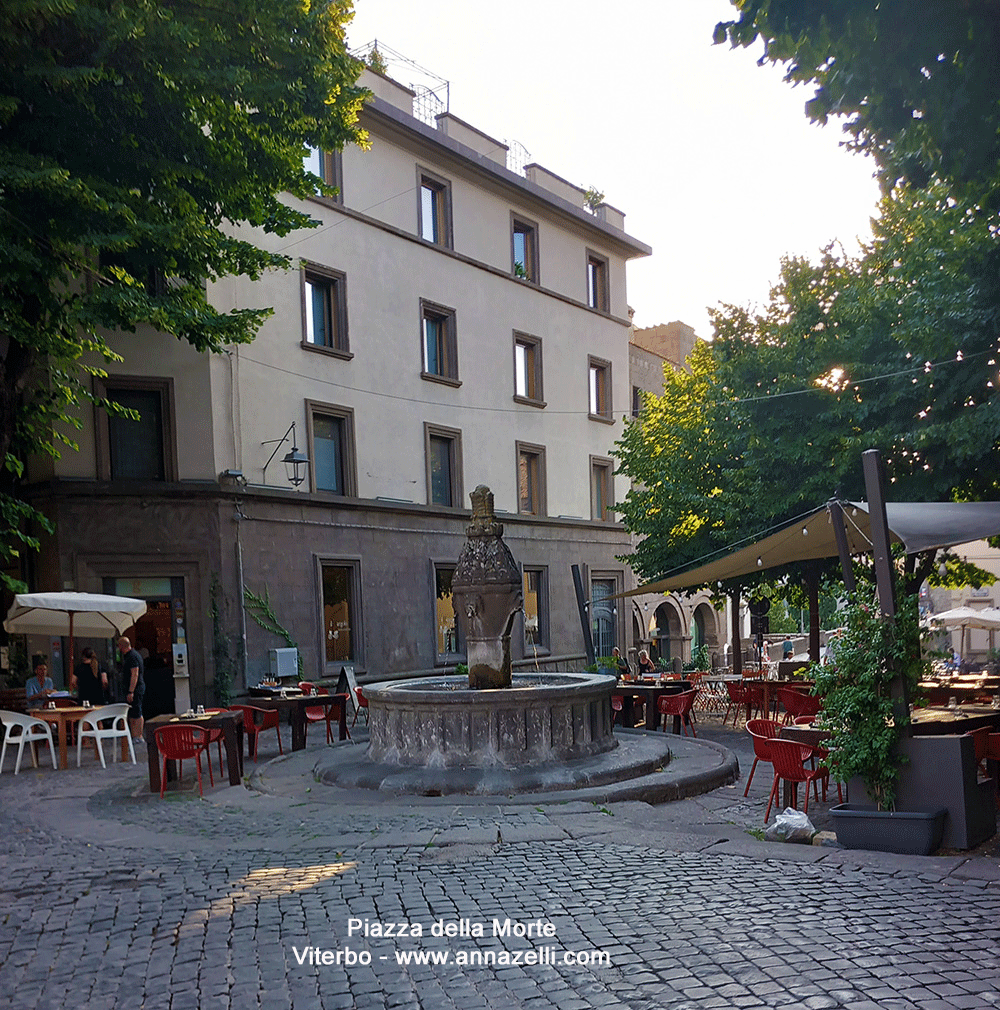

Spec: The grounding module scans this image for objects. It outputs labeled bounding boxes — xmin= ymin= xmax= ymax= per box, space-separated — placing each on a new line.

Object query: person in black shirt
xmin=117 ymin=636 xmax=146 ymax=742
xmin=73 ymin=647 xmax=109 ymax=706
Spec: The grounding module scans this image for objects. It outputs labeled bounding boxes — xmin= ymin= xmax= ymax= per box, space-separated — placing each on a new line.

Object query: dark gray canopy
xmin=623 ymin=500 xmax=1000 ymax=596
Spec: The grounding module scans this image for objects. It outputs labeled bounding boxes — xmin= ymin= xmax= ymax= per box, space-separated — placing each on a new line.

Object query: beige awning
xmin=623 ymin=500 xmax=1000 ymax=597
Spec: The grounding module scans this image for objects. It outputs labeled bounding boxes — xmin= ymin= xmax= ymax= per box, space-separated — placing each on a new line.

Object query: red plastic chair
xmin=778 ymin=687 xmax=822 ymax=725
xmin=765 ymin=738 xmax=826 ymax=822
xmin=300 ymin=683 xmax=347 ymax=744
xmin=201 ymin=708 xmax=231 ymax=779
xmin=230 ymin=704 xmax=283 ymax=762
xmin=722 ymin=681 xmax=747 ymax=726
xmin=744 ymin=718 xmax=781 ymax=796
xmin=153 ymin=724 xmax=212 ymax=798
xmin=352 ymin=686 xmax=369 ymax=728
xmin=657 ymin=689 xmax=697 ymax=736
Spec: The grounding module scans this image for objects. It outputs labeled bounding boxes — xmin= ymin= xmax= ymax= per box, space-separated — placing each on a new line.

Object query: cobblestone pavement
xmin=2 ymin=717 xmax=1000 ymax=1010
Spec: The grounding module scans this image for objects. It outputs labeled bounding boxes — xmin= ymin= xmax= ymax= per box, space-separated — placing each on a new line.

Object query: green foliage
xmin=614 ymin=180 xmax=1000 ymax=596
xmin=715 ymin=1 xmax=1000 ymax=201
xmin=583 ymin=186 xmax=605 ymax=212
xmin=453 ymin=662 xmax=469 ymax=677
xmin=584 ymin=655 xmax=619 ymax=674
xmin=812 ymin=586 xmax=926 ymax=810
xmin=366 ymin=44 xmax=389 ymax=76
xmin=684 ymin=644 xmax=710 ymax=673
xmin=243 ymin=585 xmax=304 ymax=677
xmin=0 ymin=0 xmax=368 ymax=579
xmin=209 ymin=575 xmax=236 ymax=706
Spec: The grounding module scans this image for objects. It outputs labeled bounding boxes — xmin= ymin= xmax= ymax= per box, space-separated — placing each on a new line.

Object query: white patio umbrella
xmin=4 ymin=591 xmax=147 ymax=673
xmin=924 ymin=606 xmax=1000 ymax=658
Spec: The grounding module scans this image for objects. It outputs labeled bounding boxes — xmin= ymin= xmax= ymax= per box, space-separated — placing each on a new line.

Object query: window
xmin=425 ymin=423 xmax=463 ymax=508
xmin=511 ymin=214 xmax=538 ymax=282
xmin=95 ymin=376 xmax=175 ymax=481
xmin=307 ymin=401 xmax=356 ymax=496
xmin=522 ymin=567 xmax=549 ymax=653
xmin=513 ymin=332 xmax=544 ymax=406
xmin=417 ymin=169 xmax=452 ymax=247
xmin=591 ymin=577 xmax=619 ymax=657
xmin=586 ymin=250 xmax=609 ymax=312
xmin=302 ymin=264 xmax=349 ymax=356
xmin=434 ymin=565 xmax=463 ymax=660
xmin=632 ymin=385 xmax=642 ymax=419
xmin=321 ymin=562 xmax=358 ymax=665
xmin=303 ymin=147 xmax=343 ymax=202
xmin=588 ymin=356 xmax=612 ymax=421
xmin=420 ymin=299 xmax=460 ymax=385
xmin=590 ymin=456 xmax=613 ymax=521
xmin=516 ymin=442 xmax=546 ymax=516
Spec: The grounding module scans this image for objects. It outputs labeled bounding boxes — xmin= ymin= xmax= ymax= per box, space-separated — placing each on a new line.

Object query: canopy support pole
xmin=730 ymin=588 xmax=742 ymax=678
xmin=828 ymin=499 xmax=857 ymax=594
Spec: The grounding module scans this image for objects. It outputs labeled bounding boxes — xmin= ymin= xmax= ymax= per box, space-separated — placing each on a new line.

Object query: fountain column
xmin=451 ymin=485 xmax=523 ymax=689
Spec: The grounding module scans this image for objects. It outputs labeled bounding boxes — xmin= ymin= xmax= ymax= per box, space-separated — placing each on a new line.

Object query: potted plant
xmin=812 ymin=585 xmax=946 ymax=854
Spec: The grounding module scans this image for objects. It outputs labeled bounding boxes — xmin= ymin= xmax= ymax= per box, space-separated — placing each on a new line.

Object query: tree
xmin=614 ymin=180 xmax=1000 ymax=595
xmin=0 ymin=0 xmax=368 ymax=590
xmin=715 ymin=1 xmax=1000 ymax=200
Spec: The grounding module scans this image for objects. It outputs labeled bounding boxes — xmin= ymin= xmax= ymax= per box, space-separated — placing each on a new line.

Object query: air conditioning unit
xmin=269 ymin=647 xmax=298 ymax=680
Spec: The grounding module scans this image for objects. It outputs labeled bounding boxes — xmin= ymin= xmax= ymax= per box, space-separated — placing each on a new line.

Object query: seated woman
xmin=72 ymin=647 xmax=109 ymax=706
xmin=637 ymin=650 xmax=656 ymax=676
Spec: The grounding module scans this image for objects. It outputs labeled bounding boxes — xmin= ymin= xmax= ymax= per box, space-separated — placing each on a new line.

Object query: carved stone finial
xmin=467 ymin=484 xmax=503 ymax=538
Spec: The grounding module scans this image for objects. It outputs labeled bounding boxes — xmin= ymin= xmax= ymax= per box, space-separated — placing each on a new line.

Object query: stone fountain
xmin=318 ymin=486 xmax=687 ymax=795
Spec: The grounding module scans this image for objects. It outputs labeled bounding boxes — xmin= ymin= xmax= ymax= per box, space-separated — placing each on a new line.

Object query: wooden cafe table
xmin=144 ymin=710 xmax=244 ymax=793
xmin=30 ymin=705 xmax=94 ymax=770
xmin=249 ymin=693 xmax=349 ymax=749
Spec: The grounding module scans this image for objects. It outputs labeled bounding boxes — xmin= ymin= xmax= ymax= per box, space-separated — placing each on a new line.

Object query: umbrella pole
xmin=68 ymin=611 xmax=75 ymax=688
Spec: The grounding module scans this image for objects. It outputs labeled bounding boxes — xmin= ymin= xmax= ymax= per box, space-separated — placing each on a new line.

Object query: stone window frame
xmin=590 ymin=455 xmax=614 ymax=521
xmin=315 ymin=555 xmax=364 ymax=674
xmin=419 ymin=298 xmax=460 ymax=386
xmin=301 ymin=261 xmax=351 ymax=359
xmin=303 ymin=146 xmax=344 ymax=205
xmin=586 ymin=249 xmax=610 ymax=313
xmin=431 ymin=560 xmax=465 ymax=665
xmin=515 ymin=440 xmax=547 ymax=517
xmin=588 ymin=355 xmax=613 ymax=423
xmin=94 ymin=374 xmax=178 ymax=482
xmin=512 ymin=331 xmax=545 ymax=407
xmin=305 ymin=399 xmax=357 ymax=497
xmin=416 ymin=166 xmax=453 ymax=248
xmin=511 ymin=211 xmax=539 ymax=284
xmin=424 ymin=422 xmax=464 ymax=509
xmin=521 ymin=564 xmax=550 ymax=656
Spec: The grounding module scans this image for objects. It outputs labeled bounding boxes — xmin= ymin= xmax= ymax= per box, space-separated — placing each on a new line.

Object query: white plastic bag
xmin=763 ymin=807 xmax=815 ymax=843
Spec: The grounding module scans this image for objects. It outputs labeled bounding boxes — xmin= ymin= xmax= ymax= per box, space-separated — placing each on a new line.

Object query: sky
xmin=346 ymin=0 xmax=883 ymax=339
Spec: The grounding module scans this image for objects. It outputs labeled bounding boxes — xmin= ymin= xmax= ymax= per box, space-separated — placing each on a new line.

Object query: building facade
xmin=20 ymin=67 xmax=653 ymax=703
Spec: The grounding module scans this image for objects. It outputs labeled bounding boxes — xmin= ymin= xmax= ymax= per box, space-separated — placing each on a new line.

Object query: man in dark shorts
xmin=117 ymin=636 xmax=145 ymax=742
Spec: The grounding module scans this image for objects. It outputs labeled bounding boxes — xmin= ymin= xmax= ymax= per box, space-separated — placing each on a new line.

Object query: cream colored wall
xmin=216 ymin=203 xmax=629 ymax=517
xmin=48 ymin=324 xmax=217 ymax=481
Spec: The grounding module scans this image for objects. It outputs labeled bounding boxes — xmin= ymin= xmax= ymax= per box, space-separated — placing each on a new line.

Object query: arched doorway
xmin=650 ymin=602 xmax=682 ymax=663
xmin=691 ymin=602 xmax=719 ymax=666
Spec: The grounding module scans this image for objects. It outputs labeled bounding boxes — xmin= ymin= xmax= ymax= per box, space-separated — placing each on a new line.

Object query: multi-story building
xmin=20 ymin=65 xmax=653 ymax=704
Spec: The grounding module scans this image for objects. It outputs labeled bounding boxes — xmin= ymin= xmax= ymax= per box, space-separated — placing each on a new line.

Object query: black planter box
xmin=831 ymin=803 xmax=947 ymax=855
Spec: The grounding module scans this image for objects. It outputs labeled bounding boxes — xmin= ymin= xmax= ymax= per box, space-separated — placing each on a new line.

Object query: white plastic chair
xmin=0 ymin=710 xmax=57 ymax=775
xmin=76 ymin=703 xmax=136 ymax=768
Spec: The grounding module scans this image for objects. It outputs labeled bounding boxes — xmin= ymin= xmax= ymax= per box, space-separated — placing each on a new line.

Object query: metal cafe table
xmin=249 ymin=693 xmax=350 ymax=749
xmin=144 ymin=710 xmax=244 ymax=793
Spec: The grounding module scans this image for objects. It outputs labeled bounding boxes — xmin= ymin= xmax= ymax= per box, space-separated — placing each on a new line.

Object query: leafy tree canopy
xmin=614 ymin=180 xmax=1000 ymax=596
xmin=0 ymin=0 xmax=368 ymax=589
xmin=715 ymin=1 xmax=1000 ymax=200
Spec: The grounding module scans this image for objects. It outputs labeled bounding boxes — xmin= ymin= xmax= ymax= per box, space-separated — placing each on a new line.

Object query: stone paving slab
xmin=2 ymin=715 xmax=999 ymax=1010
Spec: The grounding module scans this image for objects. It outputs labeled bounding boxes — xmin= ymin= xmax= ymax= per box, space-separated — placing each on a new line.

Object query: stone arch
xmin=691 ymin=601 xmax=721 ymax=664
xmin=649 ymin=600 xmax=683 ymax=664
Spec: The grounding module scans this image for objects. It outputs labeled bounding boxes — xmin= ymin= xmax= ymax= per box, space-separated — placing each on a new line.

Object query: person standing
xmin=73 ymin=647 xmax=109 ymax=706
xmin=117 ymin=636 xmax=145 ymax=743
xmin=782 ymin=637 xmax=794 ymax=661
xmin=25 ymin=659 xmax=54 ymax=709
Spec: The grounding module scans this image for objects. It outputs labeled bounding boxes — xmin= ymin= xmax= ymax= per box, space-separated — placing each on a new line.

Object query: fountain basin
xmin=365 ymin=672 xmax=617 ymax=768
